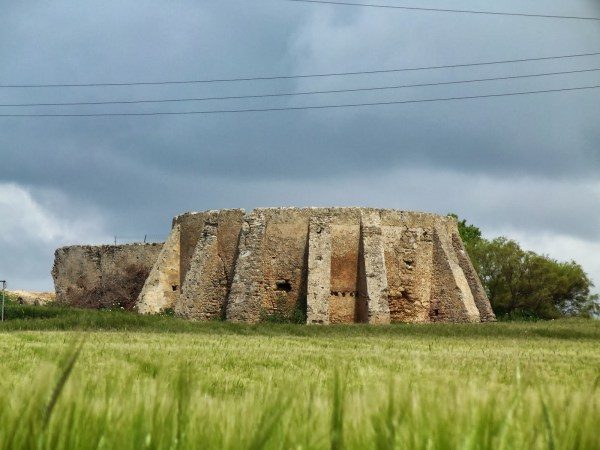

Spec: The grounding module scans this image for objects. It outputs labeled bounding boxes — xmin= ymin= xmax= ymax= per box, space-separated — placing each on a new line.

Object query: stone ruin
xmin=53 ymin=243 xmax=162 ymax=310
xmin=53 ymin=208 xmax=495 ymax=324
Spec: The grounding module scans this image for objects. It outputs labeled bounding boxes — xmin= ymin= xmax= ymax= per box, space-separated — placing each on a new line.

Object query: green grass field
xmin=0 ymin=301 xmax=599 ymax=450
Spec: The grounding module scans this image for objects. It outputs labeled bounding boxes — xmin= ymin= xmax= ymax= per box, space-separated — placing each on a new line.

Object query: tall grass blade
xmin=592 ymin=374 xmax=600 ymax=392
xmin=43 ymin=339 xmax=84 ymax=427
xmin=175 ymin=362 xmax=192 ymax=449
xmin=541 ymin=398 xmax=556 ymax=450
xmin=246 ymin=395 xmax=290 ymax=450
xmin=372 ymin=379 xmax=400 ymax=450
xmin=331 ymin=370 xmax=346 ymax=450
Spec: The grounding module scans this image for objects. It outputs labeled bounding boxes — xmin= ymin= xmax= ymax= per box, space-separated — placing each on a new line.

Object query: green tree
xmin=449 ymin=215 xmax=599 ymax=319
xmin=448 ymin=213 xmax=482 ymax=247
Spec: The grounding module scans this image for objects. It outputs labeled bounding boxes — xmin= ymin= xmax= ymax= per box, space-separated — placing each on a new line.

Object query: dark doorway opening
xmin=275 ymin=280 xmax=292 ymax=292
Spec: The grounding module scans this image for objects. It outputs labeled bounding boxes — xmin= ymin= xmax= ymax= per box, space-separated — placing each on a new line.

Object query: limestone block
xmin=176 ymin=209 xmax=245 ymax=320
xmin=176 ymin=221 xmax=226 ymax=320
xmin=451 ymin=233 xmax=496 ymax=322
xmin=257 ymin=209 xmax=310 ymax=319
xmin=382 ymin=224 xmax=433 ymax=323
xmin=307 ymin=216 xmax=331 ymax=324
xmin=329 ymin=220 xmax=361 ymax=324
xmin=359 ymin=211 xmax=391 ymax=324
xmin=430 ymin=224 xmax=480 ymax=323
xmin=136 ymin=223 xmax=181 ymax=314
xmin=225 ymin=210 xmax=267 ymax=323
xmin=177 ymin=212 xmax=210 ymax=288
xmin=9 ymin=290 xmax=56 ymax=306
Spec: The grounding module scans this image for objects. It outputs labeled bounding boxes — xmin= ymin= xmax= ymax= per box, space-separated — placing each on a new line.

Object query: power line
xmin=0 ymin=84 xmax=597 ymax=117
xmin=1 ymin=51 xmax=599 ymax=88
xmin=281 ymin=0 xmax=600 ymax=21
xmin=2 ymin=67 xmax=599 ymax=107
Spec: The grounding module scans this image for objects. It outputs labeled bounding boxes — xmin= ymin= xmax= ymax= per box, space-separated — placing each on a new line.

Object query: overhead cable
xmin=1 ymin=51 xmax=599 ymax=88
xmin=1 ymin=67 xmax=598 ymax=107
xmin=1 ymin=84 xmax=597 ymax=117
xmin=281 ymin=0 xmax=600 ymax=21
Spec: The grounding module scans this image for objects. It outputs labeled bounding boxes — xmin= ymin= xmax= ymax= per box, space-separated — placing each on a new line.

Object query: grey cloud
xmin=0 ymin=0 xmax=599 ymax=289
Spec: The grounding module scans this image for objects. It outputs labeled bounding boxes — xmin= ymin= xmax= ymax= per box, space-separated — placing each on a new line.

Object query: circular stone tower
xmin=136 ymin=208 xmax=495 ymax=324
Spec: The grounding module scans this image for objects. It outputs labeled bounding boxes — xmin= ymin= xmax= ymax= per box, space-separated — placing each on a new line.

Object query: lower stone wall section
xmin=53 ymin=243 xmax=162 ymax=309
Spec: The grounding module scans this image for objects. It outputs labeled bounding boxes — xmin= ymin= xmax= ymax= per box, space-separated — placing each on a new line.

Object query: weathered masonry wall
xmin=134 ymin=207 xmax=495 ymax=324
xmin=176 ymin=210 xmax=245 ymax=320
xmin=135 ymin=223 xmax=181 ymax=314
xmin=53 ymin=243 xmax=162 ymax=309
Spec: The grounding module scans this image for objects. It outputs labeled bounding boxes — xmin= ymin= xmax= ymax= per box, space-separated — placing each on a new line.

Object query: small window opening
xmin=172 ymin=285 xmax=179 ymax=292
xmin=275 ymin=280 xmax=292 ymax=292
xmin=434 ymin=309 xmax=439 ymax=316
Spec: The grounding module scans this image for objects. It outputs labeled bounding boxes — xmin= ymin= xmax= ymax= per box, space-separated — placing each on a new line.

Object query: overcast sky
xmin=1 ymin=0 xmax=599 ymax=291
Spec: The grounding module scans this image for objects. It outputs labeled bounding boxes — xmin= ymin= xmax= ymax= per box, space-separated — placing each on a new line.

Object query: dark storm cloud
xmin=0 ymin=0 xmax=599 ymax=289
xmin=2 ymin=89 xmax=599 ymax=186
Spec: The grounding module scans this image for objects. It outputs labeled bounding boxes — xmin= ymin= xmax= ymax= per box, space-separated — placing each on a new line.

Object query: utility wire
xmin=281 ymin=0 xmax=600 ymax=21
xmin=1 ymin=67 xmax=598 ymax=107
xmin=1 ymin=51 xmax=599 ymax=88
xmin=0 ymin=84 xmax=598 ymax=117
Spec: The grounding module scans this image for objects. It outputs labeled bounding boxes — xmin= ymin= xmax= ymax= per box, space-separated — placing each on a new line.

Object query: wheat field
xmin=0 ymin=306 xmax=598 ymax=449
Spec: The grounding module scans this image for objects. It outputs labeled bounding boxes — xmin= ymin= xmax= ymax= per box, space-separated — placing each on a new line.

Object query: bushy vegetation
xmin=67 ymin=263 xmax=151 ymax=311
xmin=1 ymin=308 xmax=599 ymax=450
xmin=260 ymin=292 xmax=307 ymax=324
xmin=2 ymin=300 xmax=596 ymax=340
xmin=451 ymin=215 xmax=599 ymax=319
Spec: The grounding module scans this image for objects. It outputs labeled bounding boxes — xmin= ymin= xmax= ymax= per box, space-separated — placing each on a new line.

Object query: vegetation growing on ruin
xmin=451 ymin=214 xmax=599 ymax=319
xmin=0 ymin=311 xmax=598 ymax=450
xmin=260 ymin=291 xmax=307 ymax=324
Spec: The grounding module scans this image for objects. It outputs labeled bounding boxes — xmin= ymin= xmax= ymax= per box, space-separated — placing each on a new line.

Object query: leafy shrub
xmin=261 ymin=292 xmax=306 ymax=324
xmin=450 ymin=214 xmax=599 ymax=319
